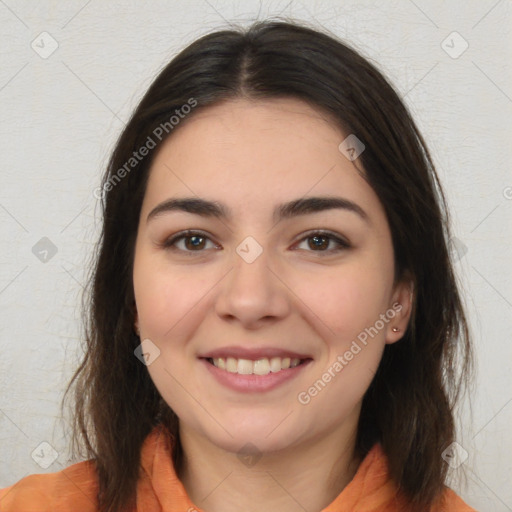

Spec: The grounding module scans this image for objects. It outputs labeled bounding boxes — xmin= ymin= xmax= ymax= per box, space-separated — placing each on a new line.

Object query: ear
xmin=385 ymin=277 xmax=414 ymax=345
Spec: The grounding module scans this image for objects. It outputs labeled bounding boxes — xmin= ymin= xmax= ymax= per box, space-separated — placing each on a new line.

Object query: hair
xmin=63 ymin=18 xmax=473 ymax=512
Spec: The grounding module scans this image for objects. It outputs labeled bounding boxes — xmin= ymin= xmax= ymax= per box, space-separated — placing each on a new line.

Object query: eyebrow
xmin=147 ymin=196 xmax=369 ymax=224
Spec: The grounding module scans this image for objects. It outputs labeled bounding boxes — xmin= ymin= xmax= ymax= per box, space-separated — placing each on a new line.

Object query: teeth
xmin=211 ymin=356 xmax=302 ymax=375
xmin=237 ymin=359 xmax=253 ymax=375
xmin=253 ymin=358 xmax=270 ymax=375
xmin=226 ymin=357 xmax=238 ymax=373
xmin=269 ymin=357 xmax=282 ymax=373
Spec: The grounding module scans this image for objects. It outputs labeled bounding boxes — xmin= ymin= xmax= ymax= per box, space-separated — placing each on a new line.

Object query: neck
xmin=177 ymin=411 xmax=362 ymax=512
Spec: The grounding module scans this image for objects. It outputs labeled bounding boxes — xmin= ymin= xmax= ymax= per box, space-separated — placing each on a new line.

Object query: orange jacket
xmin=0 ymin=425 xmax=477 ymax=511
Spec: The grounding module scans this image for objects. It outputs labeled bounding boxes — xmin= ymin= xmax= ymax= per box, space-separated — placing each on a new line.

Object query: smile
xmin=201 ymin=356 xmax=312 ymax=393
xmin=207 ymin=356 xmax=306 ymax=375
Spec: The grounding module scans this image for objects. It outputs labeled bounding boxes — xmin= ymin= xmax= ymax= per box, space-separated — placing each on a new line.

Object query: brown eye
xmin=295 ymin=231 xmax=350 ymax=253
xmin=162 ymin=230 xmax=218 ymax=253
xmin=183 ymin=235 xmax=207 ymax=250
xmin=308 ymin=234 xmax=330 ymax=250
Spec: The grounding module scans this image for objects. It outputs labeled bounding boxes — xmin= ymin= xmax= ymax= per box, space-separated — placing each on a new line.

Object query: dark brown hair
xmin=63 ymin=19 xmax=473 ymax=512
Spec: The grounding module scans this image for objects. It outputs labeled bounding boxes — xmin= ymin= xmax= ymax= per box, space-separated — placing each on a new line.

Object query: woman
xmin=0 ymin=19 xmax=476 ymax=512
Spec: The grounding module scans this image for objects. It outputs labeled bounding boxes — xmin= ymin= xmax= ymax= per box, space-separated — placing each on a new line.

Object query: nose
xmin=214 ymin=241 xmax=290 ymax=329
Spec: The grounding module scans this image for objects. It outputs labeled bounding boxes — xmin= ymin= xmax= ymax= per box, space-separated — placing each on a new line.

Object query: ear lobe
xmin=385 ymin=279 xmax=414 ymax=344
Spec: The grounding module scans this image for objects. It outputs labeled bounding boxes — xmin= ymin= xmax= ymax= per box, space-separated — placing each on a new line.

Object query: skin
xmin=133 ymin=97 xmax=413 ymax=512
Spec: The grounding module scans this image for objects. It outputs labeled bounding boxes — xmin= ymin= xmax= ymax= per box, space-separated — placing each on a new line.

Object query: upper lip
xmin=200 ymin=346 xmax=312 ymax=360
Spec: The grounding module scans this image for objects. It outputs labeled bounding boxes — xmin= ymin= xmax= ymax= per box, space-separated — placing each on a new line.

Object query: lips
xmin=198 ymin=345 xmax=313 ymax=391
xmin=201 ymin=357 xmax=312 ymax=392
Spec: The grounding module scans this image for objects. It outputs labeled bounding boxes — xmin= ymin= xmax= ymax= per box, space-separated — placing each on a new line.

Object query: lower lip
xmin=200 ymin=358 xmax=312 ymax=393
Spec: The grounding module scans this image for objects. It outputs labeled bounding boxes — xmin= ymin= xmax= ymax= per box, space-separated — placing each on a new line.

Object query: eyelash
xmin=160 ymin=229 xmax=350 ymax=256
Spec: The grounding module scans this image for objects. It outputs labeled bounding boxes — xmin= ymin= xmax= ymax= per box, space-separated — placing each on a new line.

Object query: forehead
xmin=142 ymin=98 xmax=383 ymax=224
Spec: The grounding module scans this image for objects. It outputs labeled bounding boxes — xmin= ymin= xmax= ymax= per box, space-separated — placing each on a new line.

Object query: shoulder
xmin=433 ymin=486 xmax=478 ymax=512
xmin=0 ymin=459 xmax=99 ymax=512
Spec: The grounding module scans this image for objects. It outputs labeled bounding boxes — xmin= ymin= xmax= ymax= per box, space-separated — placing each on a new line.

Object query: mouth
xmin=201 ymin=356 xmax=312 ymax=376
xmin=200 ymin=355 xmax=313 ymax=393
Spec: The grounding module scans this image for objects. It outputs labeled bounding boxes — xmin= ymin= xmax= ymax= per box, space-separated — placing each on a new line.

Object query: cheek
xmin=293 ymin=268 xmax=391 ymax=417
xmin=133 ymin=255 xmax=209 ymax=415
xmin=292 ymin=262 xmax=393 ymax=341
xmin=133 ymin=252 xmax=210 ymax=338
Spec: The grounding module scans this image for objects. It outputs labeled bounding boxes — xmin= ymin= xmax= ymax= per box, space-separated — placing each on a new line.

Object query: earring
xmin=134 ymin=325 xmax=140 ymax=337
xmin=392 ymin=327 xmax=400 ymax=333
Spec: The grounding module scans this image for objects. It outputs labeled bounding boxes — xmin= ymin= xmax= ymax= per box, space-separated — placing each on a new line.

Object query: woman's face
xmin=133 ymin=98 xmax=411 ymax=455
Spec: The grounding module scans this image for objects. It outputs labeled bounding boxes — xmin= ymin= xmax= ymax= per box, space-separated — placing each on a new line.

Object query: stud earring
xmin=392 ymin=327 xmax=400 ymax=333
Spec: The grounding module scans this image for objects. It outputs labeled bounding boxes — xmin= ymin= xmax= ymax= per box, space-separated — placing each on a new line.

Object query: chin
xmin=193 ymin=416 xmax=301 ymax=455
xmin=215 ymin=432 xmax=296 ymax=456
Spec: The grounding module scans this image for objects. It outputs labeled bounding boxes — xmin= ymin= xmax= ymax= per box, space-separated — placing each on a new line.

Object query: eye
xmin=160 ymin=229 xmax=350 ymax=256
xmin=294 ymin=230 xmax=350 ymax=254
xmin=161 ymin=230 xmax=219 ymax=254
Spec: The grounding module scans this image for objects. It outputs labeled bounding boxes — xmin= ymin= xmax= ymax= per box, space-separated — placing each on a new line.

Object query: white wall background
xmin=0 ymin=1 xmax=511 ymax=510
